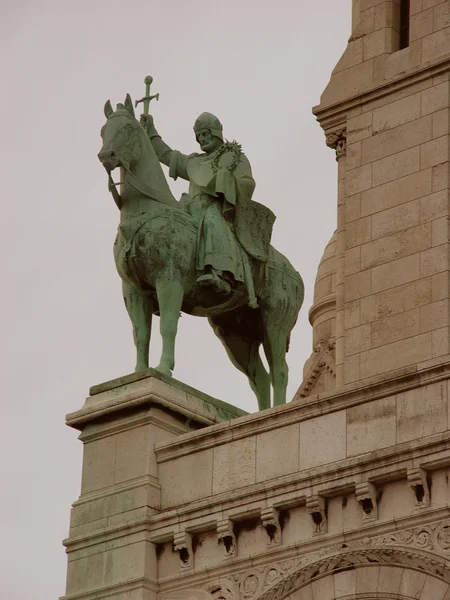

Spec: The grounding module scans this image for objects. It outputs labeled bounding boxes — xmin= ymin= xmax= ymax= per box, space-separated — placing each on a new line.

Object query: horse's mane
xmin=108 ymin=107 xmax=179 ymax=207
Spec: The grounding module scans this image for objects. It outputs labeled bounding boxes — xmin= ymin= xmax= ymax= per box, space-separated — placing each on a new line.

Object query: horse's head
xmin=98 ymin=94 xmax=142 ymax=172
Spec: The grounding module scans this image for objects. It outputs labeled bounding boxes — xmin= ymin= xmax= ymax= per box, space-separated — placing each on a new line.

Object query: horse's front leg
xmin=122 ymin=282 xmax=153 ymax=372
xmin=155 ymin=279 xmax=184 ymax=377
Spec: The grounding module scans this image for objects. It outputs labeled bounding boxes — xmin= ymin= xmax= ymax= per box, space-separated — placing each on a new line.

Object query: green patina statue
xmin=98 ymin=77 xmax=304 ymax=410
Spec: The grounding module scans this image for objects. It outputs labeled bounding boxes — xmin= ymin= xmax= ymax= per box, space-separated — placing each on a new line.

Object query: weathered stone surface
xmin=371 ymin=253 xmax=420 ymax=293
xmin=160 ymin=449 xmax=213 ymax=507
xmin=213 ymin=437 xmax=256 ymax=494
xmin=334 ymin=569 xmax=357 ymax=598
xmin=422 ymin=27 xmax=450 ymax=62
xmin=398 ymin=569 xmax=427 ymax=598
xmin=300 ymin=411 xmax=346 ymax=468
xmin=256 ymin=424 xmax=300 ymax=481
xmin=347 ymin=396 xmax=396 ymax=455
xmin=397 ymin=382 xmax=448 ymax=442
xmin=371 ymin=199 xmax=420 ymax=239
xmin=371 ymin=307 xmax=420 ymax=347
xmin=361 ymin=278 xmax=431 ymax=323
xmin=372 ymin=146 xmax=420 ymax=187
xmin=421 ymin=135 xmax=449 ymax=170
xmin=361 ymin=223 xmax=431 ymax=270
xmin=372 ymin=93 xmax=421 ymax=133
xmin=360 ymin=332 xmax=432 ymax=378
xmin=362 ymin=115 xmax=432 ymax=164
xmin=361 ymin=169 xmax=432 ymax=217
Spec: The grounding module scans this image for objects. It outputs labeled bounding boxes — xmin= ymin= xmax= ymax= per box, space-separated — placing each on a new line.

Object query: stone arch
xmin=257 ymin=547 xmax=450 ymax=600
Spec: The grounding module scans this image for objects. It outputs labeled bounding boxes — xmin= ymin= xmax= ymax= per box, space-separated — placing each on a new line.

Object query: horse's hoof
xmin=155 ymin=364 xmax=172 ymax=377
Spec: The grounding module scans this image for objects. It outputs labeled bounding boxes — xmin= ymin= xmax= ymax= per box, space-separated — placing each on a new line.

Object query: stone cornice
xmin=66 ymin=374 xmax=246 ymax=432
xmin=158 ymin=431 xmax=450 ymax=522
xmin=308 ymin=293 xmax=336 ymax=326
xmin=313 ymin=54 xmax=450 ymax=133
xmin=63 ymin=431 xmax=450 ymax=555
xmin=156 ymin=357 xmax=450 ymax=462
xmin=60 ymin=577 xmax=158 ymax=600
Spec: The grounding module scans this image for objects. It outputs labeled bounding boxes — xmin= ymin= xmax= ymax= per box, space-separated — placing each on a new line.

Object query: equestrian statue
xmin=98 ymin=76 xmax=304 ymax=410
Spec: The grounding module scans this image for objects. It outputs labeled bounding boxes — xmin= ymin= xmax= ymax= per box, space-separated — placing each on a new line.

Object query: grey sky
xmin=1 ymin=1 xmax=350 ymax=597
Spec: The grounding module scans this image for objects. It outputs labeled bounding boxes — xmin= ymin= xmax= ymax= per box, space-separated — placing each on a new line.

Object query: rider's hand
xmin=140 ymin=114 xmax=154 ymax=131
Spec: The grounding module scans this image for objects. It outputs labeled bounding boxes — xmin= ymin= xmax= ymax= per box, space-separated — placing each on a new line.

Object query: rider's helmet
xmin=193 ymin=112 xmax=224 ymax=143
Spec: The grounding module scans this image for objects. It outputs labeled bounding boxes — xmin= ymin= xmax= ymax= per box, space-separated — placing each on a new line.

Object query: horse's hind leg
xmin=122 ymin=282 xmax=153 ymax=372
xmin=262 ymin=315 xmax=290 ymax=406
xmin=209 ymin=315 xmax=271 ymax=411
xmin=155 ymin=279 xmax=184 ymax=377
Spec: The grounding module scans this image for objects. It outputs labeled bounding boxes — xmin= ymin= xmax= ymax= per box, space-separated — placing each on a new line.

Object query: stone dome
xmin=309 ymin=231 xmax=337 ymax=350
xmin=296 ymin=231 xmax=338 ymax=398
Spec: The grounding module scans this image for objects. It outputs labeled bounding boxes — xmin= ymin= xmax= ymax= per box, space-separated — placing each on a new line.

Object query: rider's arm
xmin=144 ymin=125 xmax=173 ymax=166
xmin=140 ymin=115 xmax=189 ymax=180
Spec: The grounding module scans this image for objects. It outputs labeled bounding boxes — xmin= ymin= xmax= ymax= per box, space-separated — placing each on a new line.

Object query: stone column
xmin=326 ymin=129 xmax=347 ymax=387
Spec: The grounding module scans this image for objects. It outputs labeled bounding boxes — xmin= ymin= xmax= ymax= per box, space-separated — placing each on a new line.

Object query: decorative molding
xmin=204 ymin=518 xmax=450 ymax=600
xmin=313 ymin=56 xmax=450 ymax=130
xmin=306 ymin=495 xmax=327 ymax=534
xmin=173 ymin=531 xmax=193 ymax=569
xmin=258 ymin=547 xmax=450 ymax=600
xmin=295 ymin=344 xmax=336 ymax=400
xmin=217 ymin=519 xmax=236 ymax=557
xmin=407 ymin=467 xmax=430 ymax=507
xmin=355 ymin=481 xmax=377 ymax=522
xmin=261 ymin=507 xmax=281 ymax=546
xmin=326 ymin=128 xmax=347 ymax=160
xmin=206 ymin=559 xmax=304 ymax=600
xmin=156 ymin=356 xmax=450 ymax=464
xmin=308 ymin=294 xmax=336 ymax=327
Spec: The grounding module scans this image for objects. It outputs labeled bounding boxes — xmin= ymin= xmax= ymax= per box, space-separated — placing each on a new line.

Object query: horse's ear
xmin=104 ymin=100 xmax=113 ymax=119
xmin=124 ymin=93 xmax=135 ymax=118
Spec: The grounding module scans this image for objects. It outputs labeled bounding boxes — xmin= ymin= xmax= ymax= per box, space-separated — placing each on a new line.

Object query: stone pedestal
xmin=62 ymin=370 xmax=245 ymax=600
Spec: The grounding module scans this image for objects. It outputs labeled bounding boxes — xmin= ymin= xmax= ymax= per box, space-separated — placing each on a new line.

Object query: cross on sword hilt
xmin=135 ymin=75 xmax=159 ymax=116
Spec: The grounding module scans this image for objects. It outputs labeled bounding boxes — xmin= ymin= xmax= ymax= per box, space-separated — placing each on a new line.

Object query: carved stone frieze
xmin=204 ymin=518 xmax=450 ymax=600
xmin=206 ymin=558 xmax=305 ymax=600
xmin=257 ymin=547 xmax=450 ymax=600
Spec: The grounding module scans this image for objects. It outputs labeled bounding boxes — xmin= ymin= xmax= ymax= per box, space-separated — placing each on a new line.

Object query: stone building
xmin=62 ymin=1 xmax=450 ymax=599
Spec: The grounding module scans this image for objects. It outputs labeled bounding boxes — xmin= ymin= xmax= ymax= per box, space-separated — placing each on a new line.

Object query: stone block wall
xmin=315 ymin=0 xmax=450 ymax=387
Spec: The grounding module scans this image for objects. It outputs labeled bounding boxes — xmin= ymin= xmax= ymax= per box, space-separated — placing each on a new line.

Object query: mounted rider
xmin=141 ymin=111 xmax=275 ymax=304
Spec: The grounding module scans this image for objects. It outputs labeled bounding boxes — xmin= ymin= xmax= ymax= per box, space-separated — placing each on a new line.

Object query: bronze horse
xmin=98 ymin=95 xmax=304 ymax=410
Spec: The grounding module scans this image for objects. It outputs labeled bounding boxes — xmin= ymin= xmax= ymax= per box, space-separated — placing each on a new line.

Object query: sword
xmin=135 ymin=75 xmax=159 ymax=115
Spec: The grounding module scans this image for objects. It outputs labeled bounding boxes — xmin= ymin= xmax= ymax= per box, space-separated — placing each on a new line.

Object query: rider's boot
xmin=197 ymin=268 xmax=231 ymax=294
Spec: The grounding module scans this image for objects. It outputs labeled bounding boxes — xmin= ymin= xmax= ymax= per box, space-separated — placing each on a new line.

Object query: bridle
xmin=103 ymin=113 xmax=180 ymax=211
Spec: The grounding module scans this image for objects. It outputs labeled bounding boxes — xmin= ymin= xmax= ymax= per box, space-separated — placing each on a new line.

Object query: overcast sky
xmin=2 ymin=1 xmax=351 ymax=598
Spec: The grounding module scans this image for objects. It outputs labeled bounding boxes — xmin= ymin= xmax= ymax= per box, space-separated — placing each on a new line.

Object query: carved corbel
xmin=217 ymin=518 xmax=236 ymax=557
xmin=173 ymin=531 xmax=193 ymax=569
xmin=326 ymin=128 xmax=347 ymax=160
xmin=407 ymin=467 xmax=430 ymax=507
xmin=355 ymin=482 xmax=378 ymax=522
xmin=261 ymin=507 xmax=281 ymax=545
xmin=306 ymin=495 xmax=327 ymax=534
